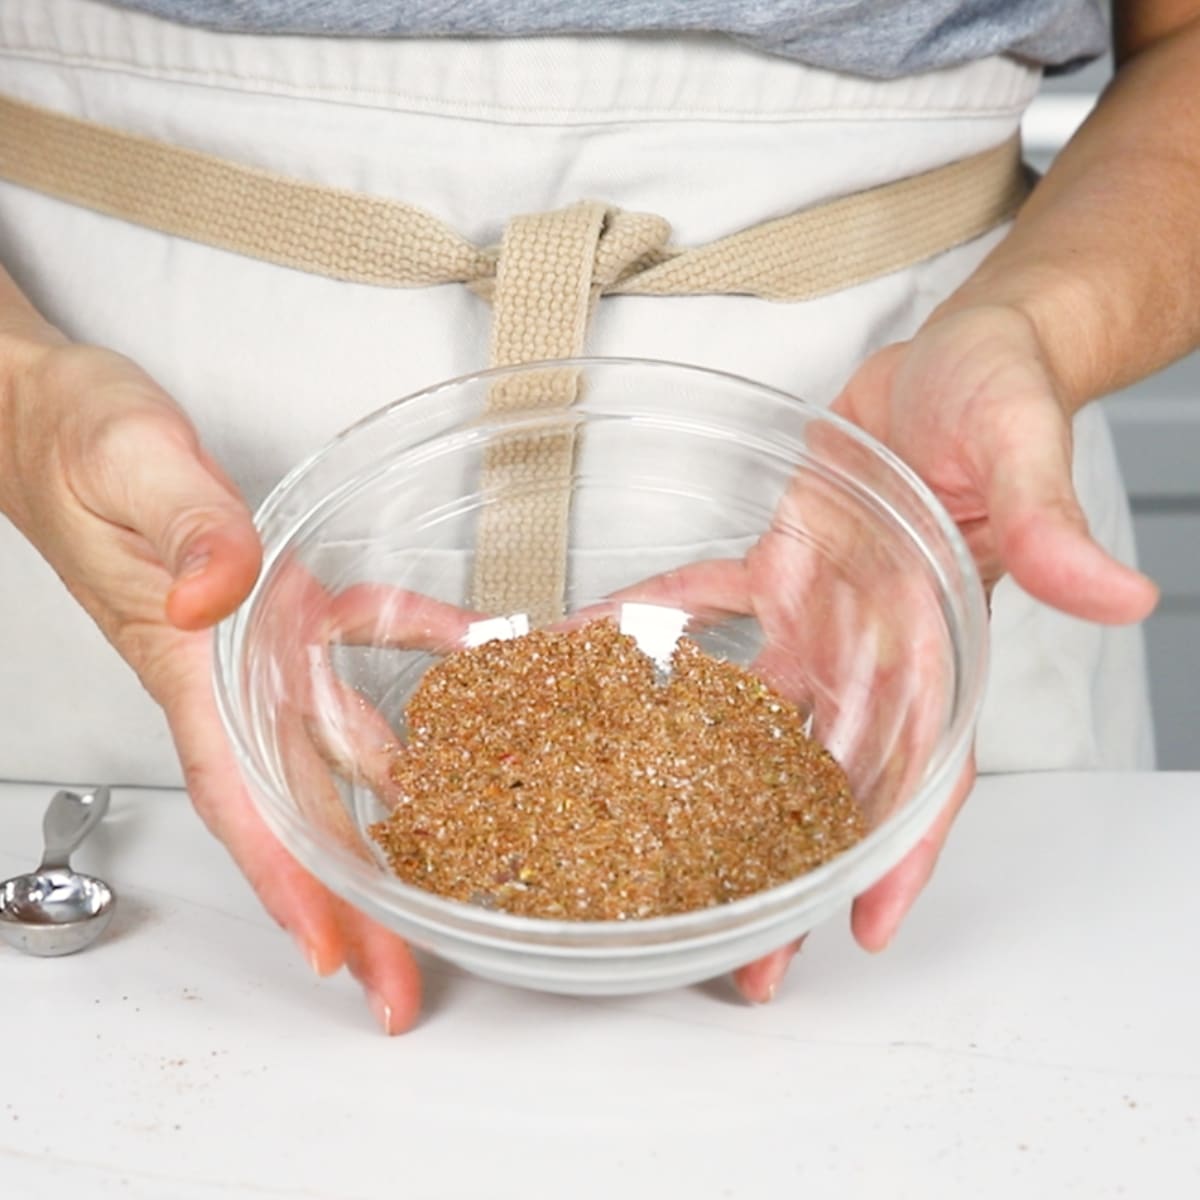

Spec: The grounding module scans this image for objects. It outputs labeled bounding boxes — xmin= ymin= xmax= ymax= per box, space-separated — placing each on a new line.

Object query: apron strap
xmin=0 ymin=93 xmax=1030 ymax=626
xmin=475 ymin=203 xmax=676 ymax=623
xmin=0 ymin=94 xmax=1026 ymax=302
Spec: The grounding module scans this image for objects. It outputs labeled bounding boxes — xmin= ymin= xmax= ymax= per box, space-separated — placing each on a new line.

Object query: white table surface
xmin=1 ymin=772 xmax=1197 ymax=1198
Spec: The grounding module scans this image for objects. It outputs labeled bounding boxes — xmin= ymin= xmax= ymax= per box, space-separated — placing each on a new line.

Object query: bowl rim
xmin=213 ymin=355 xmax=988 ymax=950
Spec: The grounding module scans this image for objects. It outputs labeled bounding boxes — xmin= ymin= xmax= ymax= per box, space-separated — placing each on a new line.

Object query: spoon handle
xmin=40 ymin=787 xmax=111 ymax=871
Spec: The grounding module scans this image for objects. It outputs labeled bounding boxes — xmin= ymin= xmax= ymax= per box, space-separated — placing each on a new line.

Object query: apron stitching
xmin=0 ymin=46 xmax=1038 ymax=125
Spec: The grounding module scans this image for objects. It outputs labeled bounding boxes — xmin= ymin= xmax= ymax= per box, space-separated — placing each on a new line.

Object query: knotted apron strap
xmin=488 ymin=202 xmax=609 ymax=370
xmin=472 ymin=204 xmax=674 ymax=624
xmin=0 ymin=93 xmax=1031 ymax=625
xmin=0 ymin=94 xmax=1026 ymax=303
xmin=471 ymin=203 xmax=606 ymax=626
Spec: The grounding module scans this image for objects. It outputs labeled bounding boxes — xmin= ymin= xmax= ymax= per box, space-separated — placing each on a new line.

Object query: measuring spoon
xmin=0 ymin=787 xmax=117 ymax=956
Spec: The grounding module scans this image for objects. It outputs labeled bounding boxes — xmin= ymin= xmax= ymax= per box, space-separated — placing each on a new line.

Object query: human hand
xmin=0 ymin=334 xmax=424 ymax=1033
xmin=833 ymin=304 xmax=1158 ymax=620
xmin=599 ymin=519 xmax=968 ymax=1004
xmin=814 ymin=302 xmax=1159 ymax=971
xmin=611 ymin=303 xmax=1159 ymax=1003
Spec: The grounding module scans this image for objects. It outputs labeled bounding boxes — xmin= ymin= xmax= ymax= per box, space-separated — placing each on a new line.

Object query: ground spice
xmin=370 ymin=619 xmax=865 ymax=920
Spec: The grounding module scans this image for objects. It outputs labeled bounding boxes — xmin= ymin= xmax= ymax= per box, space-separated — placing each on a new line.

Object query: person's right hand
xmin=0 ymin=324 xmax=425 ymax=1034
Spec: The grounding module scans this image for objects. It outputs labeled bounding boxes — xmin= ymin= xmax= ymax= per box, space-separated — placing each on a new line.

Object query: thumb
xmin=96 ymin=414 xmax=262 ymax=630
xmin=983 ymin=401 xmax=1157 ymax=625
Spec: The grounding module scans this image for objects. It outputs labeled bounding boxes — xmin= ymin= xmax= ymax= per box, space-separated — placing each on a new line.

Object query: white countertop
xmin=1 ymin=772 xmax=1197 ymax=1198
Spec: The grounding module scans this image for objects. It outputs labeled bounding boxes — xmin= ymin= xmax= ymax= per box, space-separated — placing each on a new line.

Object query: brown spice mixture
xmin=370 ymin=619 xmax=865 ymax=919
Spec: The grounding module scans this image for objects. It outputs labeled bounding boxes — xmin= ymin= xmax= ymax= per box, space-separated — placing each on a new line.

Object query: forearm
xmin=935 ymin=13 xmax=1200 ymax=413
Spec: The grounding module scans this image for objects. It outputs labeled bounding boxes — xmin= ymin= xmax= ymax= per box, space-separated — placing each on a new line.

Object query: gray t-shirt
xmin=102 ymin=1 xmax=1108 ymax=78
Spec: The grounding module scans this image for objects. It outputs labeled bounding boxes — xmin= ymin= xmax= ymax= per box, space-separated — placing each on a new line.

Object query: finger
xmin=271 ymin=576 xmax=454 ymax=804
xmin=166 ymin=522 xmax=263 ymax=630
xmin=997 ymin=502 xmax=1158 ymax=624
xmin=731 ymin=937 xmax=805 ymax=1004
xmin=275 ymin=704 xmax=422 ymax=1034
xmin=307 ymin=673 xmax=400 ymax=792
xmin=258 ymin=586 xmax=424 ymax=1033
xmin=981 ymin=401 xmax=1157 ymax=625
xmin=90 ymin=412 xmax=261 ymax=629
xmin=254 ymin=564 xmax=406 ymax=821
xmin=591 ymin=558 xmax=754 ymax=622
xmin=338 ymin=901 xmax=424 ymax=1036
xmin=159 ymin=634 xmax=351 ymax=977
xmin=850 ymin=755 xmax=976 ymax=952
xmin=828 ymin=561 xmax=954 ymax=802
xmin=325 ymin=582 xmax=481 ymax=650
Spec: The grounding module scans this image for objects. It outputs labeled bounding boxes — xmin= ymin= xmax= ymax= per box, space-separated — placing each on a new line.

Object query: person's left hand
xmin=628 ymin=303 xmax=1161 ymax=1003
xmin=834 ymin=303 xmax=1159 ymax=620
xmin=747 ymin=303 xmax=1158 ymax=999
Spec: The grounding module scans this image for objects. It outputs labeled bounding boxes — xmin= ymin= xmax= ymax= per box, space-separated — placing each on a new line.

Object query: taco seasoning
xmin=369 ymin=619 xmax=865 ymax=919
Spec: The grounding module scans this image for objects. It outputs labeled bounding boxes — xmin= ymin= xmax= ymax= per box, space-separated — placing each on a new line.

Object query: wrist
xmin=927 ymin=260 xmax=1129 ymax=416
xmin=0 ymin=273 xmax=68 ymax=426
xmin=0 ymin=254 xmax=65 ymax=360
xmin=0 ymin=324 xmax=68 ymax=524
xmin=0 ymin=325 xmax=62 ymax=447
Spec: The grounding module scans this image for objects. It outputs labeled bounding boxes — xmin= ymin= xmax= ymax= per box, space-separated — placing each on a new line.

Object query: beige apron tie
xmin=475 ymin=203 xmax=673 ymax=623
xmin=0 ymin=93 xmax=1030 ymax=624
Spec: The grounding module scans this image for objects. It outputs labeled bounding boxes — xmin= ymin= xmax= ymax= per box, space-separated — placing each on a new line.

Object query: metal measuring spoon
xmin=0 ymin=787 xmax=116 ymax=956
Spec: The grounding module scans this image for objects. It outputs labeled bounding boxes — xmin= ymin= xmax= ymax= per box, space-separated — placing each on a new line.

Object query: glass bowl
xmin=214 ymin=358 xmax=987 ymax=995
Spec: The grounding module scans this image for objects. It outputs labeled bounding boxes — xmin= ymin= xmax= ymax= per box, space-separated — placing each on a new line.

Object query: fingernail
xmin=177 ymin=549 xmax=211 ymax=580
xmin=367 ymin=989 xmax=395 ymax=1036
xmin=762 ymin=939 xmax=804 ymax=1003
xmin=292 ymin=931 xmax=323 ymax=976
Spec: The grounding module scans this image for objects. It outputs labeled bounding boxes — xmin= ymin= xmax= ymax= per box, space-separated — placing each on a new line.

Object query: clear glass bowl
xmin=214 ymin=358 xmax=987 ymax=995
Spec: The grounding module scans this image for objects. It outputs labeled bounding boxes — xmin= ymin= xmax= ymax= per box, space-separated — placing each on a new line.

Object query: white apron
xmin=0 ymin=0 xmax=1153 ymax=785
